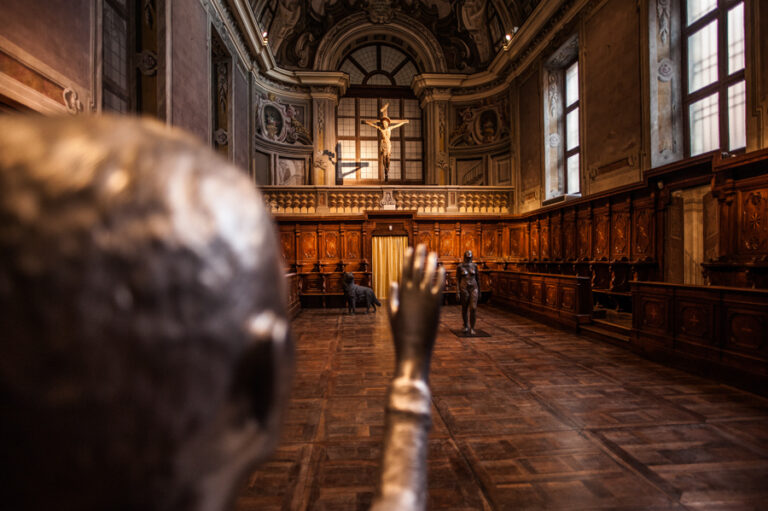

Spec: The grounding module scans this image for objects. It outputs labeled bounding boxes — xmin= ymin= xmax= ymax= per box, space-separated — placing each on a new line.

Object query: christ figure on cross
xmin=361 ymin=103 xmax=409 ymax=182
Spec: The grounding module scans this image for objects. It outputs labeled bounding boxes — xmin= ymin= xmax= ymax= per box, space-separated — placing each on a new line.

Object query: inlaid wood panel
xmin=460 ymin=226 xmax=480 ymax=256
xmin=563 ymin=209 xmax=577 ymax=261
xmin=611 ymin=200 xmax=630 ymax=260
xmin=530 ymin=221 xmax=540 ymax=261
xmin=509 ymin=224 xmax=527 ymax=260
xmin=632 ymin=197 xmax=655 ymax=261
xmin=540 ymin=217 xmax=551 ymax=260
xmin=481 ymin=225 xmax=498 ymax=258
xmin=492 ymin=271 xmax=592 ymax=328
xmin=438 ymin=225 xmax=457 ymax=259
xmin=577 ymin=207 xmax=591 ymax=261
xmin=632 ymin=282 xmax=768 ymax=392
xmin=319 ymin=228 xmax=340 ymax=261
xmin=342 ymin=229 xmax=361 ymax=260
xmin=415 ymin=228 xmax=435 ymax=253
xmin=279 ymin=230 xmax=294 ymax=264
xmin=592 ymin=204 xmax=610 ymax=261
xmin=297 ymin=230 xmax=317 ymax=262
xmin=550 ymin=213 xmax=562 ymax=260
xmin=738 ymin=189 xmax=767 ymax=255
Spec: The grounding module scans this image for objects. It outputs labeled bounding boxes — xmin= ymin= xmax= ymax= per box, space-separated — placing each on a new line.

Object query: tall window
xmin=683 ymin=0 xmax=745 ymax=156
xmin=544 ymin=38 xmax=580 ymax=201
xmin=336 ymin=97 xmax=423 ymax=183
xmin=102 ymin=0 xmax=162 ymax=116
xmin=563 ymin=61 xmax=580 ymax=195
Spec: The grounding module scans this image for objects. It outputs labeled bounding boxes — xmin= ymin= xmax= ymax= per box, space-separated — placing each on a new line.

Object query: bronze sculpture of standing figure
xmin=456 ymin=250 xmax=479 ymax=334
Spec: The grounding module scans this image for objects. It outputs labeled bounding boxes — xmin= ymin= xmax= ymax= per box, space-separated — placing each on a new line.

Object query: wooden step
xmin=592 ymin=318 xmax=632 ymax=336
xmin=580 ymin=323 xmax=630 ymax=344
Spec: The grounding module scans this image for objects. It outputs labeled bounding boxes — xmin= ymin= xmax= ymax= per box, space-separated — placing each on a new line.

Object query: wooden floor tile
xmin=235 ymin=305 xmax=768 ymax=510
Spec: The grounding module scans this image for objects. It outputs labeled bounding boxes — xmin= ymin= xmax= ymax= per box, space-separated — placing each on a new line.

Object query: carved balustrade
xmin=260 ymin=186 xmax=514 ymax=215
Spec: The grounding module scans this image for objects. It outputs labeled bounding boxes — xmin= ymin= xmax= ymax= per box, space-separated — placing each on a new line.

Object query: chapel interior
xmin=2 ymin=0 xmax=768 ymax=509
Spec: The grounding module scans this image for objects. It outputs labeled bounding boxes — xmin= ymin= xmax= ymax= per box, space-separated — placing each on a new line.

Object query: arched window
xmin=336 ymin=44 xmax=423 ymax=184
xmin=339 ymin=44 xmax=418 ymax=87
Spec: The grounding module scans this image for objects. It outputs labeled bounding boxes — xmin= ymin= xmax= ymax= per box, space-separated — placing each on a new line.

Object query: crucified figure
xmin=361 ymin=103 xmax=409 ymax=182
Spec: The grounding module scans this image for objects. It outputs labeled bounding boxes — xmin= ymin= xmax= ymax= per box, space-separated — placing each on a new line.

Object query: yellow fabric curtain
xmin=372 ymin=236 xmax=409 ymax=300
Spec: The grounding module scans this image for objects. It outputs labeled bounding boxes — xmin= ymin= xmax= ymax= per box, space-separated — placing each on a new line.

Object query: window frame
xmin=562 ymin=59 xmax=580 ymax=196
xmin=682 ymin=0 xmax=746 ymax=156
xmin=336 ymin=96 xmax=424 ymax=185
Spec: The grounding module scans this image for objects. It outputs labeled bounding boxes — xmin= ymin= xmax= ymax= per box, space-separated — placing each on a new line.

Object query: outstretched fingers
xmin=421 ymin=251 xmax=438 ymax=290
xmin=411 ymin=244 xmax=427 ymax=285
xmin=432 ymin=266 xmax=446 ymax=296
xmin=389 ymin=282 xmax=399 ymax=316
xmin=401 ymin=246 xmax=414 ymax=283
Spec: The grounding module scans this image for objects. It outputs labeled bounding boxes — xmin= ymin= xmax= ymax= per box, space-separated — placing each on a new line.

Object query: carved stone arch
xmin=312 ymin=12 xmax=447 ymax=74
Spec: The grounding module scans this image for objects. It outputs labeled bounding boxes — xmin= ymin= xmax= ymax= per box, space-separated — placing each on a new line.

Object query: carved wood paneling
xmin=540 ymin=217 xmax=551 ymax=261
xmin=739 ymin=189 xmax=767 ymax=255
xmin=676 ymin=300 xmax=715 ymax=345
xmin=461 ymin=227 xmax=480 ymax=256
xmin=416 ymin=230 xmax=434 ymax=252
xmin=611 ymin=203 xmax=630 ymax=260
xmin=482 ymin=226 xmax=498 ymax=258
xmin=320 ymin=229 xmax=340 ymax=261
xmin=550 ymin=213 xmax=562 ymax=261
xmin=632 ymin=282 xmax=768 ymax=393
xmin=279 ymin=230 xmax=295 ymax=264
xmin=439 ymin=227 xmax=457 ymax=259
xmin=492 ymin=271 xmax=592 ymax=328
xmin=632 ymin=205 xmax=655 ymax=260
xmin=577 ymin=207 xmax=591 ymax=260
xmin=593 ymin=205 xmax=610 ymax=260
xmin=563 ymin=210 xmax=577 ymax=261
xmin=297 ymin=231 xmax=317 ymax=262
xmin=530 ymin=221 xmax=540 ymax=261
xmin=343 ymin=230 xmax=361 ymax=260
xmin=509 ymin=225 xmax=527 ymax=260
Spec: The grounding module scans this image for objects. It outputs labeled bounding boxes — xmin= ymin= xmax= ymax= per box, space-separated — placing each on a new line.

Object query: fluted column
xmin=420 ymin=88 xmax=452 ymax=185
xmin=311 ymin=87 xmax=340 ymax=186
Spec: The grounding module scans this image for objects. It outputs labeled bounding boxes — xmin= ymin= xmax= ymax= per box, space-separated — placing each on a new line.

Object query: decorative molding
xmin=0 ymin=36 xmax=89 ymax=114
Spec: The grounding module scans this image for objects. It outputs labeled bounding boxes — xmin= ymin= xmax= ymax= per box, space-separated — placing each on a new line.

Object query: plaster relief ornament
xmin=256 ymin=94 xmax=311 ymax=145
xmin=367 ymin=0 xmax=394 ymax=23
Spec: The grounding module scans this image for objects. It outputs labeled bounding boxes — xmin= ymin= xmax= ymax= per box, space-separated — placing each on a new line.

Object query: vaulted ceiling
xmin=249 ymin=0 xmax=542 ymax=74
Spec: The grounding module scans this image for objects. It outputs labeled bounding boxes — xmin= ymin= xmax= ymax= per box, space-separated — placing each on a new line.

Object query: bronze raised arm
xmin=372 ymin=244 xmax=445 ymax=510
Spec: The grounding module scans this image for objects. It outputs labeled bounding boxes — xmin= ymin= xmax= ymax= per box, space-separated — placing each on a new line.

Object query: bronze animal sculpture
xmin=342 ymin=271 xmax=381 ymax=313
xmin=456 ymin=250 xmax=480 ymax=334
xmin=0 ymin=115 xmax=443 ymax=511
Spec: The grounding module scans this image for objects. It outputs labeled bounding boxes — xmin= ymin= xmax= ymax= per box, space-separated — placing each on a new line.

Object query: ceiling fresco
xmin=251 ymin=0 xmax=542 ymax=74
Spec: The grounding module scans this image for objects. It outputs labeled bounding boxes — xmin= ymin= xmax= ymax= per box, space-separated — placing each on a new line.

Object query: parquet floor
xmin=235 ymin=305 xmax=768 ymax=511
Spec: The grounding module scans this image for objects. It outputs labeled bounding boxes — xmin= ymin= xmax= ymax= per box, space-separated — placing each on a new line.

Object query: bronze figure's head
xmin=0 ymin=115 xmax=293 ymax=511
xmin=464 ymin=250 xmax=473 ymax=262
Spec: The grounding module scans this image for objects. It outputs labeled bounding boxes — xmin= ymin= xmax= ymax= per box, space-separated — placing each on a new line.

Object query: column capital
xmin=310 ymin=86 xmax=343 ymax=103
xmin=419 ymin=87 xmax=453 ymax=106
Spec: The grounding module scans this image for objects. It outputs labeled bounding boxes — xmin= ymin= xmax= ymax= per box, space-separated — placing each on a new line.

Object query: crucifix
xmin=361 ymin=103 xmax=409 ymax=182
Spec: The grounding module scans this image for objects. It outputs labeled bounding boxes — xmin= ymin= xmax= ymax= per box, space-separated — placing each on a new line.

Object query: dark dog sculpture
xmin=342 ymin=272 xmax=381 ymax=313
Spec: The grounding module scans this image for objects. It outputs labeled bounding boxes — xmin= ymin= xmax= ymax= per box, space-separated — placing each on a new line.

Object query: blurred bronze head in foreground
xmin=0 ymin=115 xmax=293 ymax=511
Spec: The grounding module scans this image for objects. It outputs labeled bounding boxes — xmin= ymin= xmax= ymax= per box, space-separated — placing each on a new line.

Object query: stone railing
xmin=260 ymin=186 xmax=514 ymax=215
